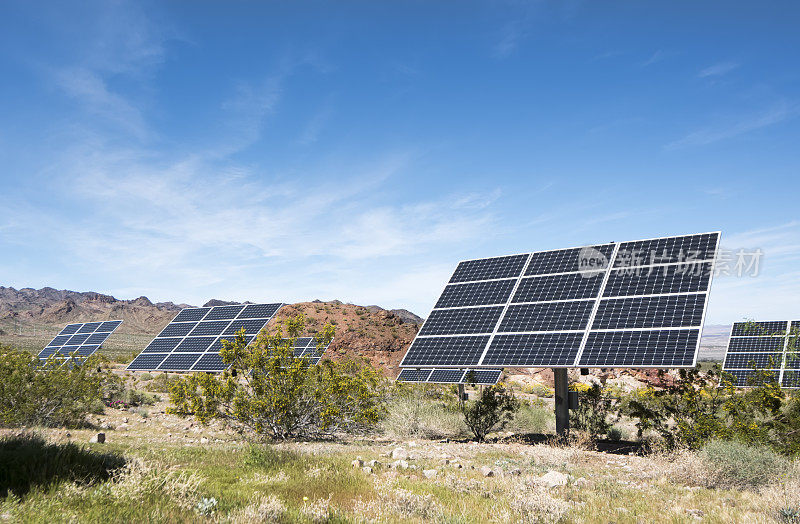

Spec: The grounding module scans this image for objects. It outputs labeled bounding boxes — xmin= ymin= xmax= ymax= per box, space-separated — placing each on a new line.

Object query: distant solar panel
xmin=396 ymin=368 xmax=503 ymax=385
xmin=289 ymin=336 xmax=332 ymax=365
xmin=38 ymin=320 xmax=122 ymax=363
xmin=722 ymin=320 xmax=800 ymax=388
xmin=400 ymin=232 xmax=719 ymax=369
xmin=127 ymin=304 xmax=283 ymax=372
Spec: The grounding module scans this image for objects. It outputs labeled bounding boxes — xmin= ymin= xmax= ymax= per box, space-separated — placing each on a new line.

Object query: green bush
xmin=462 ymin=384 xmax=520 ymax=442
xmin=0 ymin=433 xmax=125 ymax=497
xmin=0 ymin=348 xmax=118 ymax=428
xmin=168 ymin=315 xmax=387 ymax=440
xmin=700 ymin=440 xmax=791 ymax=490
xmin=570 ymin=383 xmax=615 ymax=438
xmin=506 ymin=398 xmax=550 ymax=435
xmin=146 ymin=373 xmax=178 ymax=393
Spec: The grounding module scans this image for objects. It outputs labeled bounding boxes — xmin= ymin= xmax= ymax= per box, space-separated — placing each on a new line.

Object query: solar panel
xmin=400 ymin=232 xmax=720 ymax=369
xmin=396 ymin=368 xmax=502 ymax=385
xmin=722 ymin=320 xmax=800 ymax=388
xmin=38 ymin=320 xmax=122 ymax=363
xmin=126 ymin=303 xmax=283 ymax=372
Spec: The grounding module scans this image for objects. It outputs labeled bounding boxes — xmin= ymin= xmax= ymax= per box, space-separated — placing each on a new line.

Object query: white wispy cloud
xmin=665 ymin=101 xmax=798 ymax=149
xmin=698 ymin=61 xmax=739 ymax=78
xmin=641 ymin=49 xmax=667 ymax=67
xmin=706 ymin=222 xmax=800 ymax=323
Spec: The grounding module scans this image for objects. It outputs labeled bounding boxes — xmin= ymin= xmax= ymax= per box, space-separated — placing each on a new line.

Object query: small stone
xmin=509 ymin=468 xmax=521 ymax=476
xmin=538 ymin=470 xmax=572 ymax=488
xmin=454 ymin=463 xmax=463 ymax=469
xmin=621 ymin=465 xmax=633 ymax=472
xmin=686 ymin=509 xmax=704 ymax=517
xmin=391 ymin=448 xmax=409 ymax=460
xmin=408 ymin=441 xmax=417 ymax=447
xmin=367 ymin=459 xmax=381 ymax=468
xmin=352 ymin=459 xmax=364 ymax=468
xmin=65 ymin=432 xmax=71 ymax=438
xmin=423 ymin=469 xmax=438 ymax=479
xmin=575 ymin=477 xmax=590 ymax=487
xmin=89 ymin=433 xmax=106 ymax=444
xmin=480 ymin=466 xmax=494 ymax=477
xmin=123 ymin=417 xmax=129 ymax=423
xmin=441 ymin=458 xmax=450 ymax=465
xmin=118 ymin=423 xmax=129 ymax=431
xmin=391 ymin=460 xmax=409 ymax=470
xmin=362 ymin=466 xmax=373 ymax=474
xmin=200 ymin=437 xmax=209 ymax=444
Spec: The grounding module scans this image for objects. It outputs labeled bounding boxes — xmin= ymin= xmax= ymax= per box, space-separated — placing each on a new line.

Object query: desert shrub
xmin=618 ymin=365 xmax=800 ymax=453
xmin=146 ymin=373 xmax=178 ymax=393
xmin=0 ymin=433 xmax=125 ymax=497
xmin=606 ymin=426 xmax=625 ymax=441
xmin=700 ymin=440 xmax=792 ymax=489
xmin=138 ymin=373 xmax=154 ymax=381
xmin=462 ymin=384 xmax=520 ymax=442
xmin=168 ymin=315 xmax=387 ymax=440
xmin=570 ymin=383 xmax=615 ymax=438
xmin=381 ymin=387 xmax=468 ymax=439
xmin=506 ymin=398 xmax=550 ymax=435
xmin=520 ymin=383 xmax=554 ymax=398
xmin=0 ymin=348 xmax=118 ymax=428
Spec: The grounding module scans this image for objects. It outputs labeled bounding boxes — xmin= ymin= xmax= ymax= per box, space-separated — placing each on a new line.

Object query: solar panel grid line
xmin=572 ymin=242 xmax=621 ymax=367
xmin=476 ymin=253 xmax=533 ymax=367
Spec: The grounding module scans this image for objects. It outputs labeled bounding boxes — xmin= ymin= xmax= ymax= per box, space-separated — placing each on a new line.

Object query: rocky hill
xmin=0 ymin=285 xmax=423 ymax=375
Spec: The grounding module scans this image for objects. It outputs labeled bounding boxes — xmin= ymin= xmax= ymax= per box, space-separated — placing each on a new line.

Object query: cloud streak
xmin=665 ymin=101 xmax=798 ymax=149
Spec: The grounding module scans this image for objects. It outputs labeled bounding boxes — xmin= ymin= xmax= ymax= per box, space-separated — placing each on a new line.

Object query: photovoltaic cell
xmin=463 ymin=369 xmax=503 ymax=385
xmin=435 ymin=279 xmax=516 ymax=308
xmin=395 ymin=368 xmax=503 ymax=384
xmin=578 ymin=329 xmax=700 ymax=367
xmin=428 ymin=369 xmax=466 ymax=383
xmin=126 ymin=303 xmax=284 ymax=372
xmin=525 ymin=244 xmax=614 ymax=276
xmin=400 ymin=232 xmax=718 ymax=369
xmin=724 ymin=352 xmax=783 ymax=370
xmin=38 ymin=320 xmax=123 ymax=363
xmin=783 ymin=371 xmax=800 ymax=389
xmin=449 ymin=255 xmax=528 ymax=283
xmin=728 ymin=337 xmax=787 ymax=352
xmin=419 ymin=306 xmax=504 ymax=336
xmin=613 ymin=233 xmax=718 ymax=268
xmin=731 ymin=321 xmax=788 ymax=337
xmin=402 ymin=335 xmax=490 ymax=367
xmin=591 ymin=294 xmax=706 ymax=330
xmin=173 ymin=308 xmax=210 ymax=322
xmin=58 ymin=324 xmax=82 ymax=335
xmin=603 ymin=263 xmax=712 ymax=297
xmin=512 ymin=273 xmax=604 ymax=303
xmin=483 ymin=333 xmax=583 ymax=367
xmin=397 ymin=369 xmax=433 ymax=382
xmin=498 ymin=301 xmax=593 ymax=332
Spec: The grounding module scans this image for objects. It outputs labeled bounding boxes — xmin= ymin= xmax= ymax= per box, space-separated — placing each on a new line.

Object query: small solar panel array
xmin=396 ymin=368 xmax=503 ymax=385
xmin=723 ymin=321 xmax=800 ymax=389
xmin=290 ymin=336 xmax=332 ymax=365
xmin=38 ymin=320 xmax=122 ymax=362
xmin=400 ymin=232 xmax=719 ymax=370
xmin=127 ymin=303 xmax=283 ymax=372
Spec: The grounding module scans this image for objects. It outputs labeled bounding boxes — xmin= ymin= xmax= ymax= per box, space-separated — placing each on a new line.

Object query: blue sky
xmin=0 ymin=1 xmax=798 ymax=324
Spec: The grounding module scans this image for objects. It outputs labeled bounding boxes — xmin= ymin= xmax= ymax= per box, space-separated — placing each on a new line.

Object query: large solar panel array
xmin=400 ymin=232 xmax=719 ymax=369
xmin=38 ymin=320 xmax=123 ymax=362
xmin=127 ymin=304 xmax=283 ymax=372
xmin=396 ymin=368 xmax=503 ymax=385
xmin=290 ymin=336 xmax=333 ymax=365
xmin=722 ymin=320 xmax=800 ymax=389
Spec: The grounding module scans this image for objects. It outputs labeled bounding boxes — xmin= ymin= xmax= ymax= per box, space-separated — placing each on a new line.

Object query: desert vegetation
xmin=1 ymin=320 xmax=800 ymax=522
